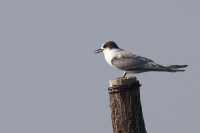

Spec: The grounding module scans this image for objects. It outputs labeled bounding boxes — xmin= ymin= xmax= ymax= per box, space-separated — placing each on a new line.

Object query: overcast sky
xmin=0 ymin=1 xmax=199 ymax=133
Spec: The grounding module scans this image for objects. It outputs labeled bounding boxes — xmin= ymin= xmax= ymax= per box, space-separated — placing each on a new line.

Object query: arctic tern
xmin=94 ymin=41 xmax=188 ymax=78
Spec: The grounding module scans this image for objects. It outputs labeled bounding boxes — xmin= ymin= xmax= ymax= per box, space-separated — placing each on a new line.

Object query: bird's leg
xmin=122 ymin=71 xmax=127 ymax=78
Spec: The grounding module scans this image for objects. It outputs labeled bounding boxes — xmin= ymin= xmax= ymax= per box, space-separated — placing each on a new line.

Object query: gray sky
xmin=0 ymin=1 xmax=199 ymax=133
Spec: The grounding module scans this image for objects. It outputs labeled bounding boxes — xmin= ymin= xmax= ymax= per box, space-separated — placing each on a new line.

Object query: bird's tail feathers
xmin=127 ymin=63 xmax=188 ymax=72
xmin=164 ymin=65 xmax=188 ymax=69
xmin=156 ymin=64 xmax=188 ymax=72
xmin=140 ymin=63 xmax=188 ymax=72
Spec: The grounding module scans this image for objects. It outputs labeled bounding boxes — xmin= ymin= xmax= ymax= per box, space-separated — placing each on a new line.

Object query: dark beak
xmin=94 ymin=48 xmax=103 ymax=54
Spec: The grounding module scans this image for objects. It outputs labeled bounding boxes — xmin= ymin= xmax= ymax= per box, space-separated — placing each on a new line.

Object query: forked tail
xmin=165 ymin=65 xmax=188 ymax=69
xmin=126 ymin=63 xmax=188 ymax=72
xmin=162 ymin=64 xmax=188 ymax=72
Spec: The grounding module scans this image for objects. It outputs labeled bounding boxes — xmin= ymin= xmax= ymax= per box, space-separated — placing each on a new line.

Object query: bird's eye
xmin=103 ymin=44 xmax=107 ymax=48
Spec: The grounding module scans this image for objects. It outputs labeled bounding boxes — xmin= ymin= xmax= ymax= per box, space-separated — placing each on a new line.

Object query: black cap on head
xmin=94 ymin=41 xmax=119 ymax=54
xmin=102 ymin=41 xmax=119 ymax=49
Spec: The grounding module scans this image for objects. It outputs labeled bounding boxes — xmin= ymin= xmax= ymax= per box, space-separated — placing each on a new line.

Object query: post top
xmin=109 ymin=77 xmax=137 ymax=87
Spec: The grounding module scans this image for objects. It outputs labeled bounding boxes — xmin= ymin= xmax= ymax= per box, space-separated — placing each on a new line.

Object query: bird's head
xmin=94 ymin=41 xmax=119 ymax=54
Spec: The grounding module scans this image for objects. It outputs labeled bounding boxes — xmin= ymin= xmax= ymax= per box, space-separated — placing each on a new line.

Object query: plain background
xmin=0 ymin=1 xmax=199 ymax=133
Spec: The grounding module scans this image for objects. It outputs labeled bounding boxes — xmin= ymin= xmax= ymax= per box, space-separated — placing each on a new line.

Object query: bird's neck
xmin=103 ymin=48 xmax=123 ymax=67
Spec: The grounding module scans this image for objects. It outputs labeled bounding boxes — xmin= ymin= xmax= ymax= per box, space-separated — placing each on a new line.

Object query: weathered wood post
xmin=108 ymin=77 xmax=147 ymax=133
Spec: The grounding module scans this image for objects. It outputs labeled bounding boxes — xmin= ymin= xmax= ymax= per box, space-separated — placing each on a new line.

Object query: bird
xmin=94 ymin=41 xmax=188 ymax=78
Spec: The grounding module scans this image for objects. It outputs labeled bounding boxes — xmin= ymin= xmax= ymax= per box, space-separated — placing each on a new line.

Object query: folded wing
xmin=111 ymin=53 xmax=154 ymax=70
xmin=111 ymin=53 xmax=187 ymax=72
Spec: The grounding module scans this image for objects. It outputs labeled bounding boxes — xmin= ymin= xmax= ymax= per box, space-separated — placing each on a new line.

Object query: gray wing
xmin=111 ymin=53 xmax=156 ymax=71
xmin=111 ymin=52 xmax=186 ymax=72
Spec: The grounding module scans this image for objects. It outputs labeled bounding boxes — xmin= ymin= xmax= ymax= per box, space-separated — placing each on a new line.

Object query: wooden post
xmin=108 ymin=77 xmax=147 ymax=133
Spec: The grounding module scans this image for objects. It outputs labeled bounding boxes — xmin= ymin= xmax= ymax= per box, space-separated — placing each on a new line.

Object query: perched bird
xmin=94 ymin=41 xmax=188 ymax=78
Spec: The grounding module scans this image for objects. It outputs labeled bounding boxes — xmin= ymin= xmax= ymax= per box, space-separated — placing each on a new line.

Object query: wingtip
xmin=182 ymin=65 xmax=188 ymax=68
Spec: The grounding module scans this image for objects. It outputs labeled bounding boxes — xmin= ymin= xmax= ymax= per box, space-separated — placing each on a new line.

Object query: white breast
xmin=103 ymin=49 xmax=123 ymax=67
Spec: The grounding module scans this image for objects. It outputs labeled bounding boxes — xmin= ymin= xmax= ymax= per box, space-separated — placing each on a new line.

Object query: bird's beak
xmin=94 ymin=48 xmax=103 ymax=54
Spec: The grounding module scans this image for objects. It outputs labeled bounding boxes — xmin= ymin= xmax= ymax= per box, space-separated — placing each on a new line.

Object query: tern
xmin=94 ymin=41 xmax=188 ymax=78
